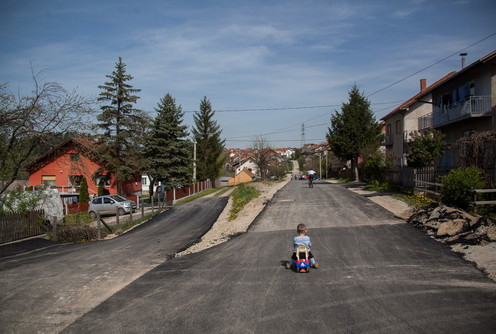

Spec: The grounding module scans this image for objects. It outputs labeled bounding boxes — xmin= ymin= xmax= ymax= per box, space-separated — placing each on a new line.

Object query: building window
xmin=42 ymin=175 xmax=56 ymax=186
xmin=395 ymin=120 xmax=401 ymax=134
xmin=142 ymin=177 xmax=147 ymax=185
xmin=70 ymin=153 xmax=80 ymax=161
xmin=386 ymin=124 xmax=391 ymax=136
xmin=97 ymin=176 xmax=111 ymax=186
xmin=69 ymin=175 xmax=83 ymax=186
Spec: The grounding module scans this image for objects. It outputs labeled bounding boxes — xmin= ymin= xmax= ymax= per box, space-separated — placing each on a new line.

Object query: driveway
xmin=0 ymin=197 xmax=227 ymax=334
xmin=62 ymin=180 xmax=496 ymax=333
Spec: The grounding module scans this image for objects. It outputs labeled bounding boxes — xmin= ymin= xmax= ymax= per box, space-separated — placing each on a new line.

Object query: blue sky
xmin=1 ymin=0 xmax=495 ymax=148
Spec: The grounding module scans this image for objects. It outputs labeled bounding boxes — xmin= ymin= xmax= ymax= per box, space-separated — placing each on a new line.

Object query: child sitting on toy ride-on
xmin=286 ymin=223 xmax=319 ymax=270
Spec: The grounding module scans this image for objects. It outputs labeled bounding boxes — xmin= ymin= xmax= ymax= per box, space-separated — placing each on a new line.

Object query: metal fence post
xmin=97 ymin=213 xmax=102 ymax=239
xmin=141 ymin=199 xmax=144 ymax=218
xmin=116 ymin=207 xmax=120 ymax=229
xmin=52 ymin=216 xmax=58 ymax=242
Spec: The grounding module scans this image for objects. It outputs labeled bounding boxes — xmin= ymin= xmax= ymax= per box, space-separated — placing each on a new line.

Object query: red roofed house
xmin=26 ymin=137 xmax=141 ymax=203
xmin=228 ymin=168 xmax=256 ymax=186
xmin=380 ymin=72 xmax=456 ymax=166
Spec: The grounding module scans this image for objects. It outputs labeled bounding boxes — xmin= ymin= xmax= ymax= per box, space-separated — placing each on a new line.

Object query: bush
xmin=440 ymin=167 xmax=486 ymax=210
xmin=56 ymin=224 xmax=99 ymax=243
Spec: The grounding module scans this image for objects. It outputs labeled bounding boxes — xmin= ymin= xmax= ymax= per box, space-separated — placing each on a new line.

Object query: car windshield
xmin=109 ymin=195 xmax=127 ymax=202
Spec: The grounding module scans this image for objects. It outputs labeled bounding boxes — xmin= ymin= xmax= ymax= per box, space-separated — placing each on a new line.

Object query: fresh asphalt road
xmin=0 ymin=197 xmax=227 ymax=334
xmin=63 ymin=180 xmax=496 ymax=334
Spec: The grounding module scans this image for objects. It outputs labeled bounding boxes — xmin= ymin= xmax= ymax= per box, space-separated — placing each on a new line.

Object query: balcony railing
xmin=432 ymin=96 xmax=491 ymax=127
xmin=418 ymin=113 xmax=432 ymax=130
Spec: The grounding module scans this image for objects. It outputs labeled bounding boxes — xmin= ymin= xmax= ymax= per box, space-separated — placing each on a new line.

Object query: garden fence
xmin=0 ymin=210 xmax=49 ymax=244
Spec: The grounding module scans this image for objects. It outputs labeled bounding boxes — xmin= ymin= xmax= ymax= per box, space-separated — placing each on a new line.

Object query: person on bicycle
xmin=307 ymin=169 xmax=316 ymax=188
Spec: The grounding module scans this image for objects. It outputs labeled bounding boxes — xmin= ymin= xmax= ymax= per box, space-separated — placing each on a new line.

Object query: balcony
xmin=418 ymin=113 xmax=432 ymax=130
xmin=432 ymin=96 xmax=491 ymax=128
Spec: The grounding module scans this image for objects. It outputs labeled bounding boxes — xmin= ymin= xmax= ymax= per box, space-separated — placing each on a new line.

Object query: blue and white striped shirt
xmin=293 ymin=235 xmax=311 ymax=251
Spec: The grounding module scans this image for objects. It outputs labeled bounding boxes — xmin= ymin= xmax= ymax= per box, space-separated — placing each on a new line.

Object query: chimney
xmin=420 ymin=79 xmax=427 ymax=92
xmin=460 ymin=53 xmax=467 ymax=69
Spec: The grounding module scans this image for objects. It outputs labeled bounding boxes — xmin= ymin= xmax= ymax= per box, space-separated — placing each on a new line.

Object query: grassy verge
xmin=174 ymin=187 xmax=226 ymax=205
xmin=363 ymin=181 xmax=399 ymax=193
xmin=109 ymin=212 xmax=157 ymax=234
xmin=229 ymin=183 xmax=260 ymax=220
xmin=392 ymin=194 xmax=435 ymax=208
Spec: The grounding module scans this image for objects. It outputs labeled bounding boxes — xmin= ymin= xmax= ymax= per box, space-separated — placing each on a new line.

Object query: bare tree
xmin=251 ymin=136 xmax=273 ymax=181
xmin=0 ymin=69 xmax=95 ymax=194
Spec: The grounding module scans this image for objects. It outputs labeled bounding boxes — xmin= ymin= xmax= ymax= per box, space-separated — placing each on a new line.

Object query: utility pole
xmin=319 ymin=153 xmax=322 ymax=179
xmin=300 ymin=123 xmax=305 ymax=148
xmin=192 ymin=137 xmax=197 ymax=182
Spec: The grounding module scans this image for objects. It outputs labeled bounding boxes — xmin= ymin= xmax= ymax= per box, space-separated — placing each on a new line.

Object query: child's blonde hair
xmin=297 ymin=223 xmax=307 ymax=234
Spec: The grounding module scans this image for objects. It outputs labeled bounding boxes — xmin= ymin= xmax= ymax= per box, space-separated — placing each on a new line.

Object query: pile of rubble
xmin=407 ymin=203 xmax=496 ymax=245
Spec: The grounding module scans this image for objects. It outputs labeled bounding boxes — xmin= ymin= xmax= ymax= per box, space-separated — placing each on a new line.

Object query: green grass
xmin=64 ymin=212 xmax=93 ymax=225
xmin=109 ymin=212 xmax=157 ymax=234
xmin=174 ymin=187 xmax=227 ymax=205
xmin=229 ymin=183 xmax=260 ymax=220
xmin=392 ymin=194 xmax=435 ymax=208
xmin=363 ymin=181 xmax=399 ymax=193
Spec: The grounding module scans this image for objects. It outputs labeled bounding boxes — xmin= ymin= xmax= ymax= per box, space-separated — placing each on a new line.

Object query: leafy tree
xmin=95 ymin=57 xmax=149 ymax=194
xmin=143 ymin=94 xmax=191 ymax=194
xmin=251 ymin=137 xmax=273 ymax=180
xmin=0 ymin=70 xmax=94 ymax=195
xmin=406 ymin=129 xmax=446 ymax=168
xmin=78 ymin=177 xmax=90 ymax=202
xmin=326 ymin=84 xmax=383 ymax=181
xmin=192 ymin=97 xmax=226 ymax=182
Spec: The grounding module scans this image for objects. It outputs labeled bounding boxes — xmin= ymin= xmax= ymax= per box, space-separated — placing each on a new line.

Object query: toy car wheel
xmin=88 ymin=211 xmax=97 ymax=219
xmin=118 ymin=208 xmax=126 ymax=216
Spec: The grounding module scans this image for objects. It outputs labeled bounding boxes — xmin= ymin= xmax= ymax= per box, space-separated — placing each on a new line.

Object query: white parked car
xmin=88 ymin=195 xmax=136 ymax=218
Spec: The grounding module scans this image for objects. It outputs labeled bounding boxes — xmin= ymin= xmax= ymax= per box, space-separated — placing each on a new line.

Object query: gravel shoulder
xmin=179 ymin=176 xmax=496 ymax=281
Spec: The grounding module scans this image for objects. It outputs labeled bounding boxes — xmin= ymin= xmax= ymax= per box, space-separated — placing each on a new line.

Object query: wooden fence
xmin=0 ymin=210 xmax=50 ymax=244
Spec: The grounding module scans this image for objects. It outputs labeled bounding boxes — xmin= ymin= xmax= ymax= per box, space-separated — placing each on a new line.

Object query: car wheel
xmin=88 ymin=211 xmax=97 ymax=219
xmin=118 ymin=208 xmax=126 ymax=216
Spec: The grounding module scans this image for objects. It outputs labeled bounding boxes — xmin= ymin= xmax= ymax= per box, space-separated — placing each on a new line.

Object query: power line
xmin=182 ymin=100 xmax=405 ymax=114
xmin=367 ymin=32 xmax=496 ymax=97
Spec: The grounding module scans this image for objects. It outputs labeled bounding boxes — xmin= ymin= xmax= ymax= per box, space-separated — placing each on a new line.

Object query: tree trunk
xmin=352 ymin=157 xmax=359 ymax=182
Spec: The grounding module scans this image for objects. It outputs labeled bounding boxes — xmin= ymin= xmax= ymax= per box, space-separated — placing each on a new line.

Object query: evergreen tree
xmin=326 ymin=84 xmax=383 ymax=181
xmin=96 ymin=57 xmax=148 ymax=194
xmin=97 ymin=179 xmax=110 ymax=196
xmin=78 ymin=177 xmax=90 ymax=202
xmin=192 ymin=97 xmax=226 ymax=182
xmin=144 ymin=94 xmax=191 ymax=192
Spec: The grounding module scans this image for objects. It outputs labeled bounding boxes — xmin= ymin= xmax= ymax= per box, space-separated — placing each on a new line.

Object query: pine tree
xmin=78 ymin=177 xmax=90 ymax=202
xmin=96 ymin=57 xmax=148 ymax=194
xmin=192 ymin=97 xmax=226 ymax=182
xmin=326 ymin=84 xmax=383 ymax=181
xmin=144 ymin=94 xmax=191 ymax=192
